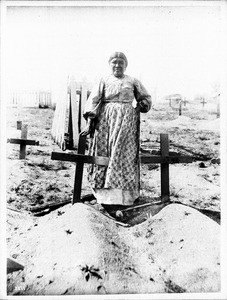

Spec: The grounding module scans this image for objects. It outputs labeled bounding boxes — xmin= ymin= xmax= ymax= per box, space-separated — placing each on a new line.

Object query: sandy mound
xmin=130 ymin=204 xmax=220 ymax=292
xmin=7 ymin=203 xmax=220 ymax=295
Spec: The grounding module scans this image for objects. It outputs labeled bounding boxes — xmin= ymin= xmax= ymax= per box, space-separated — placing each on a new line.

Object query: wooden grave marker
xmin=217 ymin=102 xmax=220 ymax=118
xmin=179 ymin=101 xmax=182 ymax=116
xmin=51 ymin=133 xmax=195 ymax=204
xmin=7 ymin=122 xmax=39 ymax=159
xmin=201 ymin=97 xmax=207 ymax=107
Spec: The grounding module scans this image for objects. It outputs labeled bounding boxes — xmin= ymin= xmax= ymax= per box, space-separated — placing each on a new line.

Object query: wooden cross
xmin=7 ymin=121 xmax=39 ymax=159
xmin=200 ymin=97 xmax=207 ymax=107
xmin=51 ymin=134 xmax=195 ymax=204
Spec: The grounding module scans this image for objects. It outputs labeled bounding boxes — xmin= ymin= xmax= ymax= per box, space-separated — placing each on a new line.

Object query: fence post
xmin=80 ymin=81 xmax=88 ymax=133
xmin=70 ymin=79 xmax=80 ymax=147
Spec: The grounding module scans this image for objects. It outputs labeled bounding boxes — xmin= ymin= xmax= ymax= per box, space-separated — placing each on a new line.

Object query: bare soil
xmin=6 ymin=101 xmax=220 ymax=295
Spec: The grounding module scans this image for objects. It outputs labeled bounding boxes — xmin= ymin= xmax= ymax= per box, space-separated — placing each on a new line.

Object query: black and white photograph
xmin=0 ymin=0 xmax=227 ymax=298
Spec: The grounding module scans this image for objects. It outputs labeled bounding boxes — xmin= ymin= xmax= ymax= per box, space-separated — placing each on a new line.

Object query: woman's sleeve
xmin=134 ymin=78 xmax=152 ymax=113
xmin=83 ymin=78 xmax=105 ymax=120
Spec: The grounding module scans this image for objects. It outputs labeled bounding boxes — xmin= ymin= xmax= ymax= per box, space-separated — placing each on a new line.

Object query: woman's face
xmin=109 ymin=58 xmax=127 ymax=78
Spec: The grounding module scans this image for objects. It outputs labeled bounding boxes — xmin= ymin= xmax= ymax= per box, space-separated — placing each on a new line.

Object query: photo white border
xmin=1 ymin=1 xmax=227 ymax=299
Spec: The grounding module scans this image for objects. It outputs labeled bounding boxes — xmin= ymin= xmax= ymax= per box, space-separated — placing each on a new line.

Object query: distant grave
xmin=7 ymin=121 xmax=39 ymax=159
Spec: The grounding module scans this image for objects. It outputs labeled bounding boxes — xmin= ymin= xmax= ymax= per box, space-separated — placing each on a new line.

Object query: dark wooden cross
xmin=51 ymin=133 xmax=195 ymax=204
xmin=200 ymin=97 xmax=207 ymax=107
xmin=7 ymin=121 xmax=39 ymax=159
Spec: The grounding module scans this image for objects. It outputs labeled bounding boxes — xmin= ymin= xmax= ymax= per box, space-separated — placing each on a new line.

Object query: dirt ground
xmin=5 ymin=101 xmax=221 ymax=295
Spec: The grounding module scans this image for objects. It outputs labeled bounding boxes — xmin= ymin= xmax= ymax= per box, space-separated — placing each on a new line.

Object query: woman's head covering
xmin=108 ymin=52 xmax=128 ymax=67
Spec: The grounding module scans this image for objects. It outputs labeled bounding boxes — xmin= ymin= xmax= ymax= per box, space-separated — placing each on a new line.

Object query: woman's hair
xmin=108 ymin=52 xmax=128 ymax=67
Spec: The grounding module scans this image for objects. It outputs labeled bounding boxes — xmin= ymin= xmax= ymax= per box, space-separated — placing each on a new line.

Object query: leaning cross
xmin=51 ymin=133 xmax=195 ymax=204
xmin=7 ymin=121 xmax=39 ymax=159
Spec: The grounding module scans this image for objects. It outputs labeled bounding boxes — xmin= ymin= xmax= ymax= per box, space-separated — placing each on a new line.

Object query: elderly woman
xmin=82 ymin=52 xmax=151 ymax=206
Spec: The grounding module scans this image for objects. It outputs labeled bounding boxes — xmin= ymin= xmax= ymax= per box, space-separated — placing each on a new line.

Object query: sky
xmin=4 ymin=2 xmax=224 ymax=100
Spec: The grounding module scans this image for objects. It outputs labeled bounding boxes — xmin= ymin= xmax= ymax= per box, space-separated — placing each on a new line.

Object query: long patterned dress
xmin=83 ymin=74 xmax=151 ymax=206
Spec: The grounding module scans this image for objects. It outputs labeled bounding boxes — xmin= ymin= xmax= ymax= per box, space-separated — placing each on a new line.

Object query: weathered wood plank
xmin=160 ymin=134 xmax=169 ymax=202
xmin=51 ymin=80 xmax=68 ymax=149
xmin=30 ymin=200 xmax=71 ymax=213
xmin=7 ymin=258 xmax=24 ymax=274
xmin=7 ymin=138 xmax=39 ymax=146
xmin=179 ymin=101 xmax=182 ymax=116
xmin=19 ymin=124 xmax=28 ymax=159
xmin=73 ymin=134 xmax=87 ymax=204
xmin=140 ymin=155 xmax=194 ymax=164
xmin=17 ymin=121 xmax=22 ymax=130
xmin=51 ymin=152 xmax=193 ymax=165
xmin=67 ymin=92 xmax=74 ymax=149
xmin=51 ymin=152 xmax=109 ymax=166
xmin=80 ymin=82 xmax=88 ymax=132
xmin=70 ymin=79 xmax=80 ymax=147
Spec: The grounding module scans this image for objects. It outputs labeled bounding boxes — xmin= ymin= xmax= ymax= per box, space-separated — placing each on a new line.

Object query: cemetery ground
xmin=6 ymin=101 xmax=221 ymax=295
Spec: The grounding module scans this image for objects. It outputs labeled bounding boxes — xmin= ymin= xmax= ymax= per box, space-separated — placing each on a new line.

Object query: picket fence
xmin=51 ymin=78 xmax=92 ymax=149
xmin=7 ymin=91 xmax=52 ymax=108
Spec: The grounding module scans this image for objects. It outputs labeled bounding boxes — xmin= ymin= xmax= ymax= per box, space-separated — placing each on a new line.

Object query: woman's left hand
xmin=136 ymin=100 xmax=149 ymax=113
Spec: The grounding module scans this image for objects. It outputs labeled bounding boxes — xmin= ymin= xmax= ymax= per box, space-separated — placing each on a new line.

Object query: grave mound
xmin=7 ymin=203 xmax=220 ymax=295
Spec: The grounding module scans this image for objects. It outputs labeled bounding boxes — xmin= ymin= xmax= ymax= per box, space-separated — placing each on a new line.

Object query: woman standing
xmin=82 ymin=52 xmax=151 ymax=206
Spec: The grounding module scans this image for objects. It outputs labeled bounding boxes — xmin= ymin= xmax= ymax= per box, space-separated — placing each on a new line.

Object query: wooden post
xmin=217 ymin=102 xmax=220 ymax=118
xmin=179 ymin=101 xmax=182 ymax=116
xmin=67 ymin=92 xmax=74 ymax=149
xmin=201 ymin=97 xmax=207 ymax=107
xmin=80 ymin=82 xmax=88 ymax=133
xmin=72 ymin=134 xmax=87 ymax=204
xmin=19 ymin=124 xmax=28 ymax=159
xmin=160 ymin=134 xmax=169 ymax=202
xmin=7 ymin=258 xmax=24 ymax=274
xmin=17 ymin=121 xmax=22 ymax=130
xmin=70 ymin=80 xmax=80 ymax=147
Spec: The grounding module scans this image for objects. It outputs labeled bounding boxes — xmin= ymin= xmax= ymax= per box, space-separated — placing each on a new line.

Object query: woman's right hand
xmin=81 ymin=119 xmax=94 ymax=136
xmin=81 ymin=125 xmax=91 ymax=136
